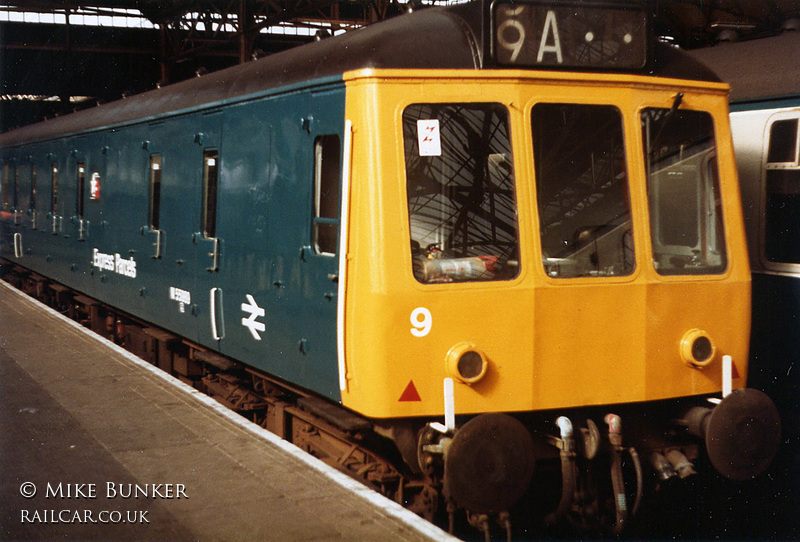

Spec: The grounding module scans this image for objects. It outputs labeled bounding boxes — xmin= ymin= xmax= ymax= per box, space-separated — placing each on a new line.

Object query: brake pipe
xmin=605 ymin=414 xmax=628 ymax=534
xmin=627 ymin=446 xmax=643 ymax=517
xmin=545 ymin=416 xmax=577 ymax=525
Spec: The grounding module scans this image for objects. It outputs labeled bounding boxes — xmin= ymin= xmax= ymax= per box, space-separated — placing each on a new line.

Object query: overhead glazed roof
xmin=2 ymin=0 xmax=720 ymax=146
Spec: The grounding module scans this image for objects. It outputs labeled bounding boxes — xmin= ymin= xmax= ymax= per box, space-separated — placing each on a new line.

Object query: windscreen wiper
xmin=648 ymin=92 xmax=684 ymax=160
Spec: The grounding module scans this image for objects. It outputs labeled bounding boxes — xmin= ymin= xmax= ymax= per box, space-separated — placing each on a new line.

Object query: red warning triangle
xmin=399 ymin=380 xmax=421 ymax=402
xmin=731 ymin=360 xmax=741 ymax=379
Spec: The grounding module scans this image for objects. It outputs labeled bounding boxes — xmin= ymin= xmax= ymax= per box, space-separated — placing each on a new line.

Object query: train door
xmin=86 ymin=139 xmax=109 ymax=256
xmin=288 ymin=89 xmax=347 ymax=398
xmin=528 ymin=102 xmax=645 ymax=397
xmin=73 ymin=138 xmax=110 ymax=299
xmin=1 ymin=158 xmax=23 ymax=263
xmin=293 ymin=110 xmax=344 ymax=397
xmin=212 ymin=89 xmax=345 ymax=400
xmin=42 ymin=143 xmax=72 ymax=285
xmin=93 ymin=127 xmax=149 ymax=317
xmin=15 ymin=153 xmax=47 ymax=271
xmin=1 ymin=160 xmax=15 ymax=254
xmin=748 ymin=110 xmax=800 ymax=401
xmin=61 ymin=140 xmax=95 ymax=294
xmin=22 ymin=155 xmax=41 ymax=267
xmin=132 ymin=143 xmax=174 ymax=323
xmin=190 ymin=110 xmax=225 ymax=347
xmin=133 ymin=117 xmax=206 ymax=343
xmin=15 ymin=159 xmax=31 ymax=261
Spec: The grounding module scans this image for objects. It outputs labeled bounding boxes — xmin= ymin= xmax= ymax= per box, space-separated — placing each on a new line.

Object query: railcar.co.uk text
xmin=18 ymin=481 xmax=188 ymax=524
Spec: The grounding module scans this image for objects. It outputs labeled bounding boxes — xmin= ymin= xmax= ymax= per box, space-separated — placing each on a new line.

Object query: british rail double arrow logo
xmin=241 ymin=294 xmax=266 ymax=340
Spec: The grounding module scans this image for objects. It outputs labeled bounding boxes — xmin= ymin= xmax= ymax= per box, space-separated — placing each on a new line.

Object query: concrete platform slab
xmin=0 ymin=281 xmax=454 ymax=542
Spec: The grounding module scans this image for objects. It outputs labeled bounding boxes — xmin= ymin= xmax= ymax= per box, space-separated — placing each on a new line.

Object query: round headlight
xmin=680 ymin=329 xmax=716 ymax=368
xmin=446 ymin=342 xmax=489 ymax=384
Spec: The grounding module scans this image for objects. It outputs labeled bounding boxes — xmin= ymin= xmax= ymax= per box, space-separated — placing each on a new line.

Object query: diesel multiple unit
xmin=1 ymin=1 xmax=781 ymax=535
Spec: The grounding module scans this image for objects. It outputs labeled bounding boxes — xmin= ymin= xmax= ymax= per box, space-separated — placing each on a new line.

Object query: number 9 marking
xmin=410 ymin=307 xmax=432 ymax=337
xmin=497 ymin=18 xmax=526 ymax=62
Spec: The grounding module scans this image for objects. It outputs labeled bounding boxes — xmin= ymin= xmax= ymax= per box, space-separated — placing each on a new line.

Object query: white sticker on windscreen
xmin=417 ymin=119 xmax=442 ymax=157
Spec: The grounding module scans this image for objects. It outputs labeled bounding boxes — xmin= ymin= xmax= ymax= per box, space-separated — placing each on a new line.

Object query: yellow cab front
xmin=339 ymin=68 xmax=750 ymax=419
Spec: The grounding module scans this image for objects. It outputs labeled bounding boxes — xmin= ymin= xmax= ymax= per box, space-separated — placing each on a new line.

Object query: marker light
xmin=446 ymin=342 xmax=489 ymax=384
xmin=680 ymin=329 xmax=716 ymax=368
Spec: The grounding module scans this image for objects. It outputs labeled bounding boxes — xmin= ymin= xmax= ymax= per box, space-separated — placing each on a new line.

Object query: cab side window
xmin=642 ymin=108 xmax=726 ymax=275
xmin=312 ymin=135 xmax=341 ymax=255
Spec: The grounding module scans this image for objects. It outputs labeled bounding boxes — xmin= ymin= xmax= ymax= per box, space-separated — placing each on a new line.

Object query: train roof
xmin=689 ymin=32 xmax=800 ymax=105
xmin=1 ymin=0 xmax=720 ymax=147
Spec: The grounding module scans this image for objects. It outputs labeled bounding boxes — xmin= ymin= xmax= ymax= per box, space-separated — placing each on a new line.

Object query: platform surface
xmin=0 ymin=281 xmax=454 ymax=542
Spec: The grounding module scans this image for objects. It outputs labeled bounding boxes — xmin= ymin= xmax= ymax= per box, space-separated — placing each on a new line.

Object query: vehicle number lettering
xmin=169 ymin=287 xmax=191 ymax=305
xmin=410 ymin=307 xmax=432 ymax=337
xmin=169 ymin=286 xmax=191 ymax=313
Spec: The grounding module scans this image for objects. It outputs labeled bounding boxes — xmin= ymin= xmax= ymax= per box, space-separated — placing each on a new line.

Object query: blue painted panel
xmin=1 ymin=77 xmax=346 ymax=402
xmin=92 ymin=125 xmax=152 ymax=319
xmin=209 ymin=84 xmax=346 ymax=400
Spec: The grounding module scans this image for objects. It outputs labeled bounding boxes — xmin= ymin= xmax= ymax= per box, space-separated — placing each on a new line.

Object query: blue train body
xmin=1 ymin=75 xmax=347 ymax=401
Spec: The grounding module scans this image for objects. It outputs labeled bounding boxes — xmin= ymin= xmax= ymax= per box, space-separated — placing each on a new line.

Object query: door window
xmin=202 ymin=150 xmax=219 ymax=238
xmin=312 ymin=135 xmax=341 ymax=255
xmin=76 ymin=162 xmax=85 ymax=219
xmin=149 ymin=155 xmax=162 ymax=231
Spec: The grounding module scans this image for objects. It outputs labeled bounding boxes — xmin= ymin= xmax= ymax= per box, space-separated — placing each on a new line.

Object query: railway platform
xmin=0 ymin=281 xmax=454 ymax=542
